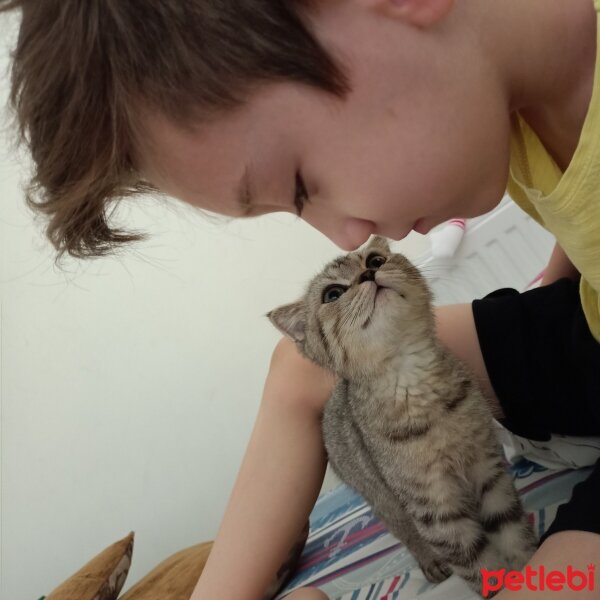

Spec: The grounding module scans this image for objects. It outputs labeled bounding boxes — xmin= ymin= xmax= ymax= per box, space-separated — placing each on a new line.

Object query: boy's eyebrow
xmin=236 ymin=167 xmax=254 ymax=218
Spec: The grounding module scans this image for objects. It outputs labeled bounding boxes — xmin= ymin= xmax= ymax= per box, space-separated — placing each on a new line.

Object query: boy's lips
xmin=412 ymin=218 xmax=432 ymax=235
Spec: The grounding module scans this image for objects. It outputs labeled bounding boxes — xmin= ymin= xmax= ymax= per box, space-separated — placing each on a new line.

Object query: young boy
xmin=2 ymin=1 xmax=600 ymax=598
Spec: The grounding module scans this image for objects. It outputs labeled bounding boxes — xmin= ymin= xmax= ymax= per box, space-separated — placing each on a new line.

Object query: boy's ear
xmin=267 ymin=302 xmax=307 ymax=343
xmin=359 ymin=0 xmax=454 ymax=28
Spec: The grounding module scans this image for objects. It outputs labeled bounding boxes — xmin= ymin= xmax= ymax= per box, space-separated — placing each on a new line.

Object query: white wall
xmin=0 ymin=14 xmax=429 ymax=600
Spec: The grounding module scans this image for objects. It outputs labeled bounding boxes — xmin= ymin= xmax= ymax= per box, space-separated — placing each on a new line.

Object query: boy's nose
xmin=308 ymin=216 xmax=375 ymax=251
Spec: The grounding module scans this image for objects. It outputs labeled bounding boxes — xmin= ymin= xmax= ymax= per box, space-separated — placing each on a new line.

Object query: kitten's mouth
xmin=360 ymin=284 xmax=390 ymax=329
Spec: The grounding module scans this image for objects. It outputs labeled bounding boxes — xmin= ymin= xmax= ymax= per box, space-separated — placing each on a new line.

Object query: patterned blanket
xmin=278 ymin=455 xmax=593 ymax=599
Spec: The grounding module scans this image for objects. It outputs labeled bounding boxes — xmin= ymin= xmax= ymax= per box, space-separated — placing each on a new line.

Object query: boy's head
xmin=2 ymin=0 xmax=512 ymax=257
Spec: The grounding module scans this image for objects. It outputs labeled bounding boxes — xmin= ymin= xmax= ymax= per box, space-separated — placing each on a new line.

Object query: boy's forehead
xmin=136 ymin=107 xmax=264 ymax=217
xmin=136 ymin=80 xmax=343 ymax=221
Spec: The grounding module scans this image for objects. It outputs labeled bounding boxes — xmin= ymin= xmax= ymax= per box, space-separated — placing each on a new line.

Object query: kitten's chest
xmin=321 ymin=380 xmax=417 ymax=478
xmin=324 ymin=375 xmax=436 ymax=440
xmin=321 ymin=378 xmax=479 ymax=486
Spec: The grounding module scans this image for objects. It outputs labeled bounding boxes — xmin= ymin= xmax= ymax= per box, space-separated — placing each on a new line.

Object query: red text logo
xmin=481 ymin=564 xmax=596 ymax=597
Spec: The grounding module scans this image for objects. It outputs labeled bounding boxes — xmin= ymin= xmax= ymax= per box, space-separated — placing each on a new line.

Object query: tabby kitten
xmin=268 ymin=236 xmax=536 ymax=594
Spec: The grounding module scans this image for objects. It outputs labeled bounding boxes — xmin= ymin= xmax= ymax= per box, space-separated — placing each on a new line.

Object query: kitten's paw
xmin=505 ymin=547 xmax=537 ymax=572
xmin=420 ymin=558 xmax=453 ymax=583
xmin=501 ymin=533 xmax=538 ymax=571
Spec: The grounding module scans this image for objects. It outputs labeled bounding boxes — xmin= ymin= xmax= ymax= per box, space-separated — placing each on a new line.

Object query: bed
xmin=277 ymin=198 xmax=600 ymax=599
xmin=278 ymin=457 xmax=594 ymax=599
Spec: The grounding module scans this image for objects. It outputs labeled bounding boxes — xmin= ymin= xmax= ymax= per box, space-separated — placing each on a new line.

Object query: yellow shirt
xmin=507 ymin=1 xmax=600 ymax=343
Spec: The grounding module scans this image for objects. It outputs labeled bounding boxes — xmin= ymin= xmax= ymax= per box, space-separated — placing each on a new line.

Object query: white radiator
xmin=409 ymin=197 xmax=556 ymax=306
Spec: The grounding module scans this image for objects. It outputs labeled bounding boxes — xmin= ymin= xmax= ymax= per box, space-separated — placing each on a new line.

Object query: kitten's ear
xmin=267 ymin=302 xmax=307 ymax=343
xmin=367 ymin=235 xmax=391 ymax=253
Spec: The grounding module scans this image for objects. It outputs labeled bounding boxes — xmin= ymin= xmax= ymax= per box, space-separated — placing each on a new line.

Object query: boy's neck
xmin=499 ymin=0 xmax=597 ymax=170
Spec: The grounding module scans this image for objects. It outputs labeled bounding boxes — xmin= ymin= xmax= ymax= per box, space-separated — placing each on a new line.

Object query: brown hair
xmin=0 ymin=1 xmax=348 ymax=259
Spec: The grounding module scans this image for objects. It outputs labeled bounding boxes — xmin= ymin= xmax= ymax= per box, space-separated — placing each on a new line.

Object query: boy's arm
xmin=541 ymin=242 xmax=580 ymax=286
xmin=190 ymin=339 xmax=334 ymax=599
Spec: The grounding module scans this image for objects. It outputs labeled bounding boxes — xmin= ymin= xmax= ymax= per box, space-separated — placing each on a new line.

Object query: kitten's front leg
xmin=409 ymin=501 xmax=493 ymax=593
xmin=417 ymin=552 xmax=454 ymax=584
xmin=478 ymin=469 xmax=537 ymax=570
xmin=381 ymin=510 xmax=452 ymax=583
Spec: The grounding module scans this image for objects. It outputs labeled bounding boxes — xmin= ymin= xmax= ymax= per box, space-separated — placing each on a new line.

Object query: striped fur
xmin=268 ymin=237 xmax=537 ymax=595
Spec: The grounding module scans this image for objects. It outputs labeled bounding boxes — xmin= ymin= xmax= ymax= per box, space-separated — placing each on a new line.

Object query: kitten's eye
xmin=322 ymin=285 xmax=348 ymax=304
xmin=366 ymin=254 xmax=386 ymax=269
xmin=294 ymin=173 xmax=309 ymax=217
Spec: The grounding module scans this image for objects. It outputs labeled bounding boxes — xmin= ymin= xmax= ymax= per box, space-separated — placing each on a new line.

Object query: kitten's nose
xmin=359 ymin=269 xmax=376 ymax=284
